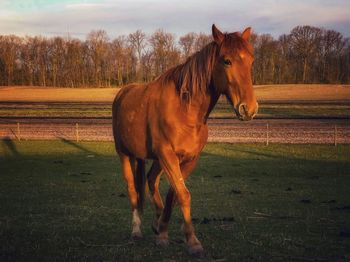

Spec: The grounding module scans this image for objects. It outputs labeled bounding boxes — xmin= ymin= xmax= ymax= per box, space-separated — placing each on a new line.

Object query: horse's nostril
xmin=238 ymin=103 xmax=248 ymax=116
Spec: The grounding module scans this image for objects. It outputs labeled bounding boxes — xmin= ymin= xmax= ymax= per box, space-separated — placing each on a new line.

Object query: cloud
xmin=65 ymin=3 xmax=108 ymax=10
xmin=0 ymin=0 xmax=349 ymax=39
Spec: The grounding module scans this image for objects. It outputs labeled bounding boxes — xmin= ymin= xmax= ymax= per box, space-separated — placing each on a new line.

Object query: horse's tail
xmin=135 ymin=158 xmax=146 ymax=213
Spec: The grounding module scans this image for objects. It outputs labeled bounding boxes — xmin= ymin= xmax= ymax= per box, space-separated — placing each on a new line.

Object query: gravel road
xmin=1 ymin=118 xmax=349 ymax=144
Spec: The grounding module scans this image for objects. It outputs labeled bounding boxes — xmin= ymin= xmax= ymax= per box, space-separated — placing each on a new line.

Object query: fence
xmin=1 ymin=119 xmax=349 ymax=144
xmin=206 ymin=120 xmax=350 ymax=145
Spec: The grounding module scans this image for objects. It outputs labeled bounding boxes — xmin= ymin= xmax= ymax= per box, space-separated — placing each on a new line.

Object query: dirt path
xmin=1 ymin=118 xmax=349 ymax=144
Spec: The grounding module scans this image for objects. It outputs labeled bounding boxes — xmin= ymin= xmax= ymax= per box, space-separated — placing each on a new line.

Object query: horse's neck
xmin=204 ymin=89 xmax=220 ymax=122
xmin=189 ymin=88 xmax=220 ymax=124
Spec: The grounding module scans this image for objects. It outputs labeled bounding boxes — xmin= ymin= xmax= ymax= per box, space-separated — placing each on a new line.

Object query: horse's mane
xmin=161 ymin=41 xmax=219 ymax=102
xmin=161 ymin=32 xmax=251 ymax=103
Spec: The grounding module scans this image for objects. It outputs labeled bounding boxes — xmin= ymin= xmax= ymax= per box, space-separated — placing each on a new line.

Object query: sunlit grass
xmin=0 ymin=85 xmax=349 ymax=102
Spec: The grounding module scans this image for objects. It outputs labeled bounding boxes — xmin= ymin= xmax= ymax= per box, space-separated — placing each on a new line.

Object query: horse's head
xmin=211 ymin=24 xmax=258 ymax=121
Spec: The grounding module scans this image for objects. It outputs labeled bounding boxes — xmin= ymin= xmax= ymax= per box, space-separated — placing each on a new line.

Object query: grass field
xmin=255 ymin=84 xmax=350 ymax=101
xmin=1 ymin=85 xmax=349 ymax=119
xmin=1 ymin=101 xmax=350 ymax=119
xmin=0 ymin=86 xmax=119 ymax=103
xmin=0 ymin=104 xmax=112 ymax=118
xmin=1 ymin=141 xmax=350 ymax=261
xmin=1 ymin=103 xmax=350 ymax=119
xmin=211 ymin=103 xmax=350 ymax=119
xmin=0 ymin=101 xmax=350 ymax=119
xmin=0 ymin=84 xmax=349 ymax=103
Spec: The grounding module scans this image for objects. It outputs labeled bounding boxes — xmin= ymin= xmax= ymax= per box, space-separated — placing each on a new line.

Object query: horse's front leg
xmin=157 ymin=148 xmax=203 ymax=255
xmin=178 ymin=156 xmax=202 ymax=252
xmin=155 ymin=186 xmax=175 ymax=247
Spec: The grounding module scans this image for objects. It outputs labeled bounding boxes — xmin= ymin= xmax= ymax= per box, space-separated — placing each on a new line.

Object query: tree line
xmin=0 ymin=25 xmax=349 ymax=87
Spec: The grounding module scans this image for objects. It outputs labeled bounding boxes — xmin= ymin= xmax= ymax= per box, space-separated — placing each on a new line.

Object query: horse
xmin=112 ymin=24 xmax=258 ymax=255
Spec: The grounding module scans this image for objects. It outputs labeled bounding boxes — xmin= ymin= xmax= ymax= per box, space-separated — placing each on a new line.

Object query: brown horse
xmin=112 ymin=25 xmax=258 ymax=255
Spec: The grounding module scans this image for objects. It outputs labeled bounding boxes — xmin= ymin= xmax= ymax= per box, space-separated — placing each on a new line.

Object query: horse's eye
xmin=223 ymin=59 xmax=232 ymax=66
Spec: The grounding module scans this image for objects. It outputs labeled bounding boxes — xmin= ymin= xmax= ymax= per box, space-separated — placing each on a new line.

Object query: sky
xmin=0 ymin=0 xmax=350 ymax=39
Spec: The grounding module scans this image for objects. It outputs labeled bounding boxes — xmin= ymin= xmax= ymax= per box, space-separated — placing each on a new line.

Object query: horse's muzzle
xmin=237 ymin=102 xmax=258 ymax=121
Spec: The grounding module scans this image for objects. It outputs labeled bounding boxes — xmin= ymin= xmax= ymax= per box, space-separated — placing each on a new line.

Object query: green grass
xmin=211 ymin=103 xmax=350 ymax=119
xmin=1 ymin=102 xmax=350 ymax=119
xmin=258 ymin=105 xmax=350 ymax=118
xmin=1 ymin=141 xmax=350 ymax=261
xmin=0 ymin=104 xmax=111 ymax=118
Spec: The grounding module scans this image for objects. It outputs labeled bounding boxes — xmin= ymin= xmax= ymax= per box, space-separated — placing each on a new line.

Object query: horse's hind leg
xmin=119 ymin=153 xmax=143 ymax=239
xmin=146 ymin=160 xmax=164 ymax=234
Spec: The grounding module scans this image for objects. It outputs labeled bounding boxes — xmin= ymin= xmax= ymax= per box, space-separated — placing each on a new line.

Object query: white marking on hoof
xmin=131 ymin=209 xmax=142 ymax=239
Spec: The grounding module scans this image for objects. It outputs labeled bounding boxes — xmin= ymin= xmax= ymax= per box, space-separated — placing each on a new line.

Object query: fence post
xmin=266 ymin=123 xmax=269 ymax=146
xmin=76 ymin=123 xmax=79 ymax=142
xmin=17 ymin=122 xmax=21 ymax=141
xmin=334 ymin=125 xmax=337 ymax=146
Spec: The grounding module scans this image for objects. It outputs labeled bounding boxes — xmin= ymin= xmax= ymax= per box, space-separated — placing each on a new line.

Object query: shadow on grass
xmin=1 ymin=137 xmax=20 ymax=157
xmin=1 ymin=142 xmax=350 ymax=261
xmin=59 ymin=137 xmax=96 ymax=155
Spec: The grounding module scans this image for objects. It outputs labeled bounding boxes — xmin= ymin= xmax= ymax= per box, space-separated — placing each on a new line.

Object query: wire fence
xmin=1 ymin=119 xmax=349 ymax=145
xmin=207 ymin=120 xmax=350 ymax=144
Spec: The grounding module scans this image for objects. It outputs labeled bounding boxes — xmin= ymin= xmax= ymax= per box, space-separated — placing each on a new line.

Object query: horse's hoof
xmin=131 ymin=231 xmax=143 ymax=240
xmin=155 ymin=236 xmax=169 ymax=247
xmin=188 ymin=244 xmax=204 ymax=256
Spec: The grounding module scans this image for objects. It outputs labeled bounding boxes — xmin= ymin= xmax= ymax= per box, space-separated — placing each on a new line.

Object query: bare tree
xmin=48 ymin=37 xmax=66 ymax=86
xmin=277 ymin=34 xmax=293 ymax=83
xmin=149 ymin=29 xmax=180 ymax=76
xmin=20 ymin=36 xmax=35 ymax=86
xmin=321 ymin=29 xmax=346 ymax=83
xmin=0 ymin=35 xmax=21 ymax=85
xmin=110 ymin=37 xmax=127 ymax=86
xmin=64 ymin=38 xmax=85 ymax=87
xmin=194 ymin=33 xmax=212 ymax=52
xmin=253 ymin=34 xmax=279 ymax=84
xmin=140 ymin=50 xmax=153 ymax=82
xmin=290 ymin=26 xmax=322 ymax=83
xmin=86 ymin=30 xmax=110 ymax=87
xmin=179 ymin=32 xmax=196 ymax=59
xmin=128 ymin=30 xmax=146 ymax=81
xmin=37 ymin=37 xmax=50 ymax=86
xmin=0 ymin=26 xmax=349 ymax=87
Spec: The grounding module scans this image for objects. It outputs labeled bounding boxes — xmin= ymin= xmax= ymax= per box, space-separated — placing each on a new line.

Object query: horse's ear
xmin=212 ymin=24 xmax=224 ymax=44
xmin=242 ymin=27 xmax=252 ymax=41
